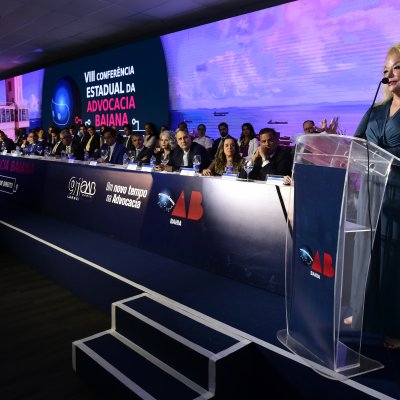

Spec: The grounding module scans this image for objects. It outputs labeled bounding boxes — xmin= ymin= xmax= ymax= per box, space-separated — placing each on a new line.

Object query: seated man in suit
xmin=122 ymin=123 xmax=134 ymax=146
xmin=159 ymin=129 xmax=211 ymax=172
xmin=249 ymin=128 xmax=293 ymax=180
xmin=96 ymin=127 xmax=126 ymax=164
xmin=82 ymin=125 xmax=102 ymax=157
xmin=127 ymin=132 xmax=153 ymax=165
xmin=211 ymin=122 xmax=229 ymax=159
xmin=77 ymin=124 xmax=90 ymax=144
xmin=58 ymin=129 xmax=84 ymax=160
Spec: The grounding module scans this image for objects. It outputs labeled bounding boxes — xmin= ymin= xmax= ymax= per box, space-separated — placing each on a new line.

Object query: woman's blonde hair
xmin=159 ymin=130 xmax=177 ymax=150
xmin=378 ymin=43 xmax=400 ymax=105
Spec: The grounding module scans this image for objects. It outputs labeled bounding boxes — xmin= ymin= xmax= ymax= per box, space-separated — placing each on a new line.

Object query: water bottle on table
xmin=193 ymin=155 xmax=201 ymax=174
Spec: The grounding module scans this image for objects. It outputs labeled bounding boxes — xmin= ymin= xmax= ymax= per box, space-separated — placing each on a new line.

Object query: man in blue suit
xmin=96 ymin=127 xmax=126 ymax=164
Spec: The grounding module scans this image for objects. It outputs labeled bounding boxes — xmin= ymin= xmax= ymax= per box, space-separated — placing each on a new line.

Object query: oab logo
xmin=299 ymin=245 xmax=334 ymax=280
xmin=68 ymin=176 xmax=96 ymax=201
xmin=157 ymin=190 xmax=204 ymax=226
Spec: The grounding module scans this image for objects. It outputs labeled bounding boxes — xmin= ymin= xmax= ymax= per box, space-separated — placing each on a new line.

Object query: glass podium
xmin=277 ymin=134 xmax=399 ymax=380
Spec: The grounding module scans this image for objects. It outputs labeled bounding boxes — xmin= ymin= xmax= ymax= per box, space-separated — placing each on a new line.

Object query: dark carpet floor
xmin=0 ymin=248 xmax=110 ymax=400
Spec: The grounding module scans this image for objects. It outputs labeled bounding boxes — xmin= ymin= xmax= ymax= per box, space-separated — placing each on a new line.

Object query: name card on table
xmin=141 ymin=165 xmax=154 ymax=173
xmin=68 ymin=158 xmax=75 ymax=163
xmin=180 ymin=167 xmax=196 ymax=176
xmin=89 ymin=160 xmax=98 ymax=166
xmin=265 ymin=175 xmax=285 ymax=186
xmin=127 ymin=162 xmax=138 ymax=170
xmin=221 ymin=173 xmax=238 ymax=180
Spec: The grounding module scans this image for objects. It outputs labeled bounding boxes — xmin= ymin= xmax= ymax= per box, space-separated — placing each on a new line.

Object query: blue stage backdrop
xmin=41 ymin=37 xmax=169 ymax=132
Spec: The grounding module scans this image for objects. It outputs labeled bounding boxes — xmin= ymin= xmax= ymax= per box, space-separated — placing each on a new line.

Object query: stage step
xmin=112 ymin=294 xmax=252 ymax=392
xmin=73 ymin=330 xmax=209 ymax=399
xmin=73 ymin=293 xmax=253 ymax=399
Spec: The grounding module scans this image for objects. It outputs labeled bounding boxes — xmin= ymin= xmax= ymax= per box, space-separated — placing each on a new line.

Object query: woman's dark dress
xmin=355 ymin=100 xmax=400 ymax=338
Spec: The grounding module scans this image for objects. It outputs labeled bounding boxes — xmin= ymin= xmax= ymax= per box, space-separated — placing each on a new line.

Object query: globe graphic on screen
xmin=51 ymin=76 xmax=81 ymax=126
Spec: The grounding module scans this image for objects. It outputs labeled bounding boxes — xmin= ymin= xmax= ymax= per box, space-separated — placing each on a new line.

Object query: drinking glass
xmin=127 ymin=150 xmax=135 ymax=162
xmin=244 ymin=160 xmax=253 ymax=181
xmin=44 ymin=147 xmax=51 ymax=158
xmin=101 ymin=148 xmax=109 ymax=161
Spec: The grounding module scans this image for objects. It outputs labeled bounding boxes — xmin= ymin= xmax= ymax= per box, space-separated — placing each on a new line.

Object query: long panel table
xmin=0 ymin=154 xmax=288 ymax=294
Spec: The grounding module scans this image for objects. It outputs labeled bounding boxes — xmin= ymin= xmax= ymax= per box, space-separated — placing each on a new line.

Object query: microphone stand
xmin=355 ymin=78 xmax=388 ymax=139
xmin=357 ymin=77 xmax=389 ymax=255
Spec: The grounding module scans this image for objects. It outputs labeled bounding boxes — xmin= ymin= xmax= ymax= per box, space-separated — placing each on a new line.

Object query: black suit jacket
xmin=127 ymin=146 xmax=153 ymax=164
xmin=249 ymin=146 xmax=293 ymax=181
xmin=78 ymin=131 xmax=90 ymax=144
xmin=58 ymin=141 xmax=85 ymax=161
xmin=82 ymin=134 xmax=102 ymax=156
xmin=95 ymin=142 xmax=126 ymax=164
xmin=52 ymin=140 xmax=63 ymax=155
xmin=169 ymin=142 xmax=211 ymax=172
xmin=211 ymin=137 xmax=223 ymax=159
xmin=155 ymin=149 xmax=175 ymax=165
xmin=109 ymin=142 xmax=126 ymax=164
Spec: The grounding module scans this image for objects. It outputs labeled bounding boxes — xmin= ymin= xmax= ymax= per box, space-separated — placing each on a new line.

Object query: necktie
xmin=52 ymin=141 xmax=60 ymax=154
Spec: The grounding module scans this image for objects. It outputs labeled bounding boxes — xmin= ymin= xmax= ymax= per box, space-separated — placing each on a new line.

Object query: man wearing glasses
xmin=57 ymin=129 xmax=84 ymax=160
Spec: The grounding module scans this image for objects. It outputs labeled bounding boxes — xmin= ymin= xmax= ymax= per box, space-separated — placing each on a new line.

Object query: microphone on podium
xmin=355 ymin=77 xmax=389 ymax=139
xmin=356 ymin=76 xmax=389 ymax=254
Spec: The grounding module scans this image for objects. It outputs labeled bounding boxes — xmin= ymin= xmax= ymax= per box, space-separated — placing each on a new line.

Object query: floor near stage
xmin=0 ymin=250 xmax=110 ymax=400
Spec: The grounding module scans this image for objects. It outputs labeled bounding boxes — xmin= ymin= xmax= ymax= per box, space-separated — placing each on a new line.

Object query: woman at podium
xmin=355 ymin=43 xmax=400 ymax=349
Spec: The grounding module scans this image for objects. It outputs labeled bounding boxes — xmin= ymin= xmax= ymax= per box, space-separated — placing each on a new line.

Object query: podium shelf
xmin=344 ymin=221 xmax=374 ymax=233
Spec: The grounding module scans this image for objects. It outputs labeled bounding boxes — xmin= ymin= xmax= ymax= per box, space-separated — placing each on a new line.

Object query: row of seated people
xmin=0 ymin=125 xmax=293 ymax=181
xmin=3 ymin=115 xmax=339 ymax=159
xmin=12 ymin=120 xmax=275 ymax=162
